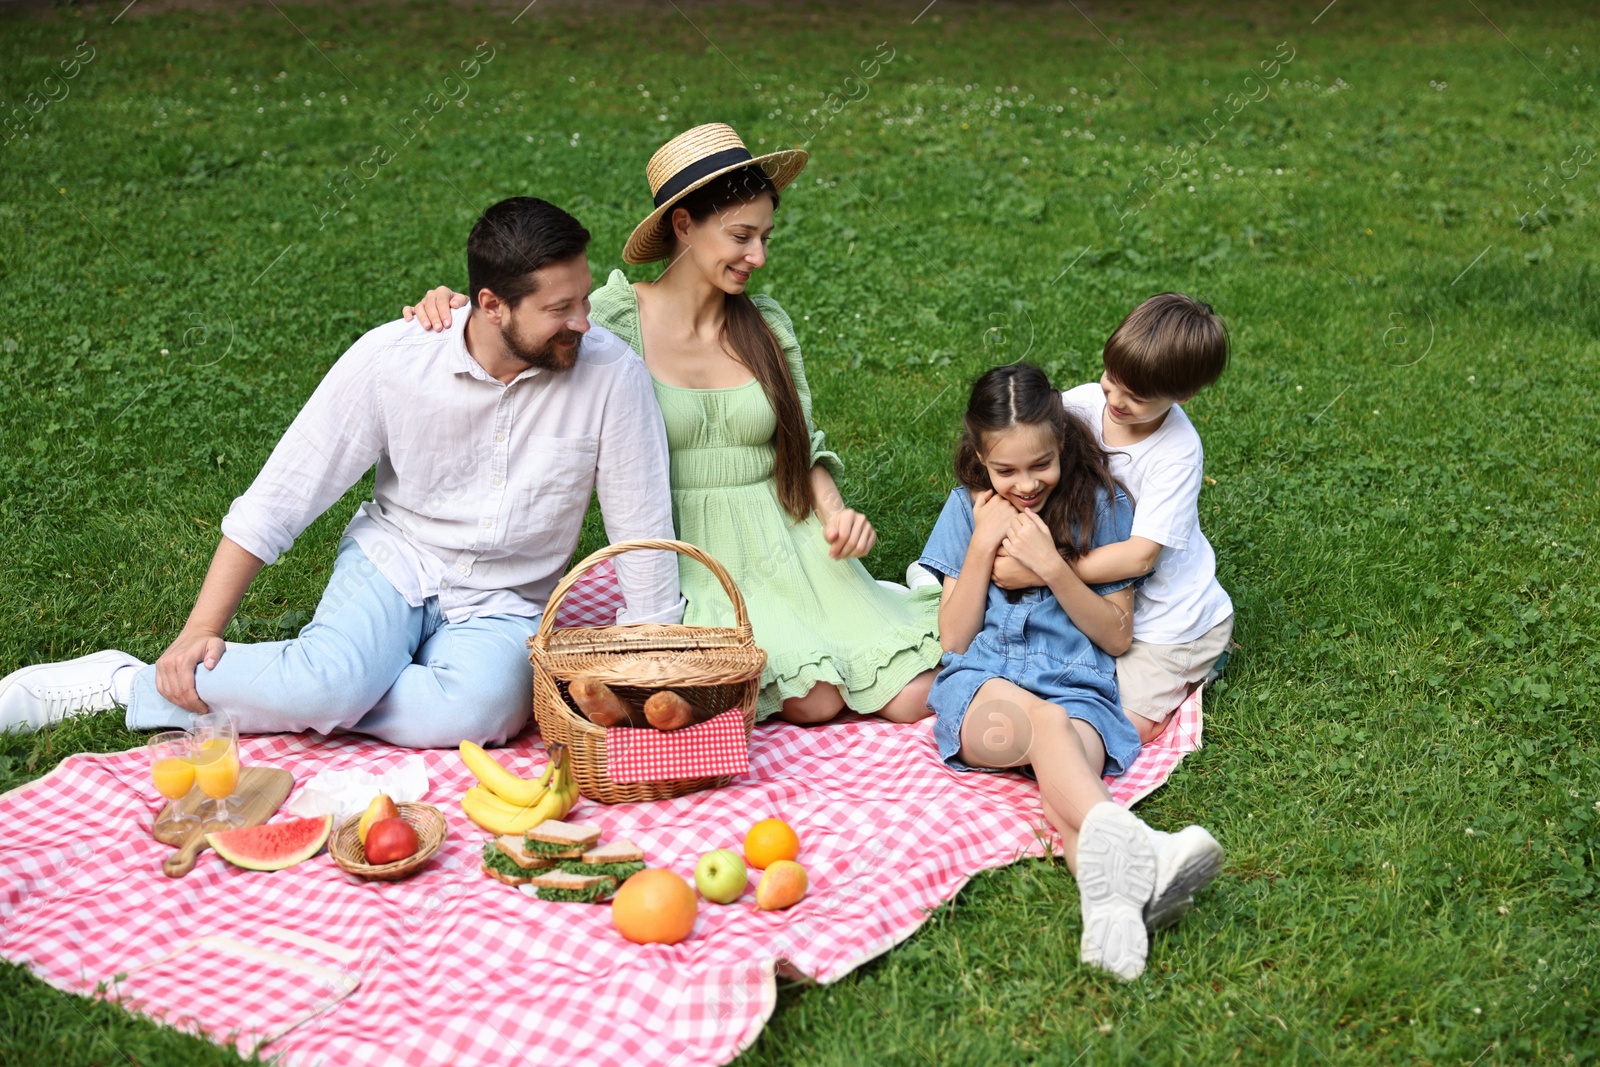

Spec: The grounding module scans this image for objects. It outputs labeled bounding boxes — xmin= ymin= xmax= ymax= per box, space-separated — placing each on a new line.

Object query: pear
xmin=755 ymin=860 xmax=808 ymax=911
xmin=358 ymin=793 xmax=401 ymax=845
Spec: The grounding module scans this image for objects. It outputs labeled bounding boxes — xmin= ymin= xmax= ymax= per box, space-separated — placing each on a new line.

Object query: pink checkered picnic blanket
xmin=550 ymin=559 xmax=627 ymax=629
xmin=103 ymin=931 xmax=360 ymax=1056
xmin=0 ymin=691 xmax=1202 ymax=1067
xmin=607 ymin=709 xmax=750 ymax=783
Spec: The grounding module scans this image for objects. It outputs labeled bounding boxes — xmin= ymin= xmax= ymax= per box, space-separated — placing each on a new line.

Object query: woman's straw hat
xmin=622 ymin=123 xmax=808 ymax=264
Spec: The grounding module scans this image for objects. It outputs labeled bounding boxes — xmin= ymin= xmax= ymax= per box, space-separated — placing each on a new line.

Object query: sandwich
xmin=522 ymin=820 xmax=602 ymax=859
xmin=481 ymin=838 xmax=548 ymax=886
xmin=573 ymin=840 xmax=645 ymax=882
xmin=559 ymin=859 xmax=644 ymax=883
xmin=498 ymin=834 xmax=558 ymax=867
xmin=528 ymin=868 xmax=617 ymax=903
xmin=582 ymin=839 xmax=645 ymax=865
xmin=483 ymin=826 xmax=648 ymax=898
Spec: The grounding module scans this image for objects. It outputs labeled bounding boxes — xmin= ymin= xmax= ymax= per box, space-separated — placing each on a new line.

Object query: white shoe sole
xmin=1077 ymin=804 xmax=1156 ymax=981
xmin=1146 ymin=825 xmax=1224 ymax=931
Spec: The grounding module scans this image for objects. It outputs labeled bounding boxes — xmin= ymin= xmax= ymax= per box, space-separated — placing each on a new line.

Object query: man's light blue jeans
xmin=127 ymin=539 xmax=542 ymax=748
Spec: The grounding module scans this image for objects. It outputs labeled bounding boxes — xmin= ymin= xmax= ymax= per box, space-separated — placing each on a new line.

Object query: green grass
xmin=3 ymin=0 xmax=1598 ymax=1063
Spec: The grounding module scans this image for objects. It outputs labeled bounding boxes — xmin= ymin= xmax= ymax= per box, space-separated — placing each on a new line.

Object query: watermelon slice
xmin=207 ymin=815 xmax=332 ymax=872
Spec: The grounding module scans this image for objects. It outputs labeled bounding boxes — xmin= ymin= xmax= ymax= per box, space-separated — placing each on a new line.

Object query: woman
xmin=406 ymin=124 xmax=941 ymax=724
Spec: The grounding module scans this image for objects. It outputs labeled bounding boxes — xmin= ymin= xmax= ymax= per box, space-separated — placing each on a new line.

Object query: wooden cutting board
xmin=154 ymin=765 xmax=295 ymax=878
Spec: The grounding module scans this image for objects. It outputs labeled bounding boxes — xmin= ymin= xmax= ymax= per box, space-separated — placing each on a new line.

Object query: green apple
xmin=694 ymin=848 xmax=748 ymax=904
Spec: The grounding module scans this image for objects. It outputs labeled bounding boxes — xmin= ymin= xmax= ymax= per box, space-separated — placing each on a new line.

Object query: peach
xmin=755 ymin=860 xmax=808 ymax=911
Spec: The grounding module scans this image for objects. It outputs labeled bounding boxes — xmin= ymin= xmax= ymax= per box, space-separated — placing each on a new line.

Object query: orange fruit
xmin=611 ymin=869 xmax=698 ymax=945
xmin=744 ymin=818 xmax=800 ymax=870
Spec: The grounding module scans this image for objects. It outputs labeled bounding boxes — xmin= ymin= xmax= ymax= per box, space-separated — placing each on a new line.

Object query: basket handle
xmin=534 ymin=538 xmax=753 ymax=649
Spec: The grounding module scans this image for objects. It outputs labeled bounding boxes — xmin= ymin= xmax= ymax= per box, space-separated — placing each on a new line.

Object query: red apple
xmin=364 ymin=816 xmax=419 ymax=865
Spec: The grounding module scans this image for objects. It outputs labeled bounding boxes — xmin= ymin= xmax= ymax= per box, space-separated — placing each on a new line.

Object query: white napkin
xmin=282 ymin=757 xmax=430 ymax=822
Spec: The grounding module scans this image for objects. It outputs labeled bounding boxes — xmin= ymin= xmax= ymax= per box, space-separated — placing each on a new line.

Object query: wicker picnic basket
xmin=529 ymin=539 xmax=766 ymax=804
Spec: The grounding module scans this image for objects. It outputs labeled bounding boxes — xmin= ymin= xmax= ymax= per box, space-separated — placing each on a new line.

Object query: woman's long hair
xmin=954 ymin=363 xmax=1121 ymax=558
xmin=666 ymin=167 xmax=814 ymax=523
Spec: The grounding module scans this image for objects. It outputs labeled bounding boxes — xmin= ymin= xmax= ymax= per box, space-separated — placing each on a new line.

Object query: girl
xmin=404 ymin=124 xmax=942 ymax=725
xmin=916 ymin=363 xmax=1222 ymax=981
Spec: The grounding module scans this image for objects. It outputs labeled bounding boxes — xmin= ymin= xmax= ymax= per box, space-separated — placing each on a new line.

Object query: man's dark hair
xmin=1101 ymin=292 xmax=1229 ymax=400
xmin=465 ymin=197 xmax=591 ymax=309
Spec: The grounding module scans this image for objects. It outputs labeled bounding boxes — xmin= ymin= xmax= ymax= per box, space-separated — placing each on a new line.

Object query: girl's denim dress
xmin=917 ymin=486 xmax=1143 ymax=776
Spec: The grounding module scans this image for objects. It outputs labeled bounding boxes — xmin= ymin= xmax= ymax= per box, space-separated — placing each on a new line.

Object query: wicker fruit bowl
xmin=529 ymin=539 xmax=766 ymax=804
xmin=330 ymin=802 xmax=447 ymax=881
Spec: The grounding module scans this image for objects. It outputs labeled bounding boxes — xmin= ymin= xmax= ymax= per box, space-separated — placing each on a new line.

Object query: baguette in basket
xmin=569 ymin=678 xmax=705 ymax=732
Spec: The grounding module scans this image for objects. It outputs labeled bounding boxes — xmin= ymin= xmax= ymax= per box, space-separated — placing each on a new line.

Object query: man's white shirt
xmin=221 ymin=309 xmax=681 ymax=623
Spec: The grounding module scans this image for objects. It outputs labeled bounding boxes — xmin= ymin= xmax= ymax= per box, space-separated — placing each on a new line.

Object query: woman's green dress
xmin=589 ymin=269 xmax=943 ymax=720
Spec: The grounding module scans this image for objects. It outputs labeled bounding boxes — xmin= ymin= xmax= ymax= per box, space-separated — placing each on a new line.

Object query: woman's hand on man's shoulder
xmin=402 ymin=286 xmax=468 ymax=332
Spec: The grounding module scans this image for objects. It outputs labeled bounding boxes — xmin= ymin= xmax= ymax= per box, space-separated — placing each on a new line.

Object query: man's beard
xmin=502 ymin=321 xmax=582 ymax=371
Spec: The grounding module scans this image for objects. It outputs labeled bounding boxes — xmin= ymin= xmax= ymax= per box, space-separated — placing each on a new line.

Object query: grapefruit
xmin=207 ymin=815 xmax=332 ymax=872
xmin=611 ymin=868 xmax=697 ymax=945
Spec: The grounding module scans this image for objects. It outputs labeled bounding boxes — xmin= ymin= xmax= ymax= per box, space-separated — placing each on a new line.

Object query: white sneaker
xmin=0 ymin=650 xmax=146 ymax=733
xmin=905 ymin=561 xmax=941 ymax=591
xmin=1144 ymin=825 xmax=1224 ymax=932
xmin=1076 ymin=802 xmax=1157 ymax=981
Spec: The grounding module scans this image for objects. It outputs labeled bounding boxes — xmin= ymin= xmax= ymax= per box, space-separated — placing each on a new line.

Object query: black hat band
xmin=651 ymin=147 xmax=757 ymax=208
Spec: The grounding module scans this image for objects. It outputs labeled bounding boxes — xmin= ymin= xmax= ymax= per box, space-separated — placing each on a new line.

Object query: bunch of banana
xmin=459 ymin=741 xmax=578 ymax=835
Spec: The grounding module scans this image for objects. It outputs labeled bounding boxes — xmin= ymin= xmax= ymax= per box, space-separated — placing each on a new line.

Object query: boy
xmin=1006 ymin=292 xmax=1233 ymax=745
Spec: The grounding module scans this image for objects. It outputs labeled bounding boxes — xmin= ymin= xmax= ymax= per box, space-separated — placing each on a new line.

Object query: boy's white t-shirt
xmin=1062 ymin=382 xmax=1233 ymax=645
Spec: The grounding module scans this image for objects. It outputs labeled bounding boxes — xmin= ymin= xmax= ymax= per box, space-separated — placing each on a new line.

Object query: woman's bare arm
xmin=810 ymin=464 xmax=876 ymax=560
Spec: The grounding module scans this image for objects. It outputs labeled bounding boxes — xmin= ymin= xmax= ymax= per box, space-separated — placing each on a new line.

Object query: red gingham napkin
xmin=606 ymin=708 xmax=749 ymax=783
xmin=550 ymin=560 xmax=626 ymax=628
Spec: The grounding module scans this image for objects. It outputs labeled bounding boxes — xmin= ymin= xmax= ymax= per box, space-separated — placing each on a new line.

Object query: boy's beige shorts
xmin=1116 ymin=615 xmax=1234 ymax=723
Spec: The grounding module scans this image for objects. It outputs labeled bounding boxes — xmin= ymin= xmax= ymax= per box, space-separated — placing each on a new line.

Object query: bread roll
xmin=569 ymin=677 xmax=645 ymax=728
xmin=643 ymin=690 xmax=696 ymax=731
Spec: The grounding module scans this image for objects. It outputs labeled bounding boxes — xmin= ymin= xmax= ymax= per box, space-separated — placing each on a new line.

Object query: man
xmin=0 ymin=197 xmax=680 ymax=747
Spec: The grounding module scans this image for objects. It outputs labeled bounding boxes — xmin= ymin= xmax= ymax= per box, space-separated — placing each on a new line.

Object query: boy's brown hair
xmin=1101 ymin=293 xmax=1228 ymax=400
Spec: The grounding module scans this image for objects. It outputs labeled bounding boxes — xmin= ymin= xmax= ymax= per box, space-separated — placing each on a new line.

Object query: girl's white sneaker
xmin=904 ymin=561 xmax=942 ymax=591
xmin=1076 ymin=802 xmax=1157 ymax=981
xmin=1144 ymin=825 xmax=1224 ymax=931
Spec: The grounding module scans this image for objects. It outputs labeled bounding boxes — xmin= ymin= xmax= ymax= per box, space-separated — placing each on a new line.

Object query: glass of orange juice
xmin=190 ymin=711 xmax=243 ymax=829
xmin=148 ymin=730 xmax=199 ymax=837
